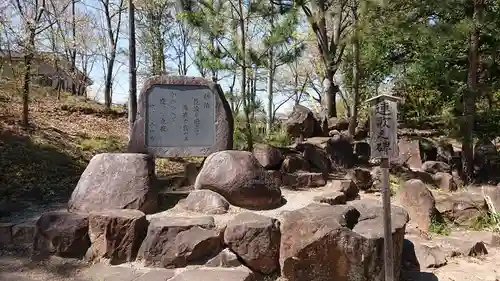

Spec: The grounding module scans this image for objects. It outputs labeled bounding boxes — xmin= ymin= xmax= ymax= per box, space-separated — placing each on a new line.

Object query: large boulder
xmin=436 ymin=141 xmax=455 ymax=164
xmin=178 ymin=190 xmax=230 ymax=215
xmin=328 ymin=117 xmax=350 ymax=131
xmin=349 ymin=167 xmax=373 ymax=191
xmin=280 ymin=202 xmax=408 ymax=281
xmin=434 ymin=190 xmax=487 ymax=227
xmin=398 ymin=137 xmax=422 ymax=169
xmin=295 ymin=143 xmax=331 ymax=177
xmin=326 ymin=179 xmax=359 ymax=201
xmin=326 ymin=133 xmax=355 ymax=169
xmin=86 ymin=209 xmax=149 ymax=265
xmin=34 ymin=211 xmax=90 ymax=258
xmin=397 ymin=179 xmax=440 ymax=232
xmin=68 ymin=153 xmax=158 ymax=214
xmin=281 ymin=154 xmax=311 ymax=173
xmin=353 ymin=141 xmax=370 ymax=164
xmin=474 ymin=138 xmax=498 ymax=182
xmin=422 ymin=161 xmax=451 ymax=174
xmin=419 ymin=139 xmax=438 ymax=162
xmin=285 ymin=104 xmax=318 ymax=138
xmin=195 ymin=151 xmax=282 ymax=210
xmin=432 ymin=172 xmax=458 ymax=192
xmin=137 ymin=216 xmax=221 ymax=268
xmin=252 ymin=143 xmax=283 ymax=170
xmin=224 ymin=212 xmax=281 ymax=274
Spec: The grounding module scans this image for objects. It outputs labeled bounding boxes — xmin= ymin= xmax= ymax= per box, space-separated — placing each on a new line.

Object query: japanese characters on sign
xmin=145 ymin=85 xmax=216 ymax=148
xmin=369 ymin=98 xmax=399 ymax=159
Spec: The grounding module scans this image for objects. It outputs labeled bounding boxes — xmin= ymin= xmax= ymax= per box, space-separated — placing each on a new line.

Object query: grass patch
xmin=429 ymin=216 xmax=451 ymax=236
xmin=264 ymin=130 xmax=293 ymax=147
xmin=389 ymin=174 xmax=403 ymax=196
xmin=470 ymin=211 xmax=500 ymax=232
xmin=60 ymin=94 xmax=126 ymax=118
xmin=77 ymin=135 xmax=125 ymax=152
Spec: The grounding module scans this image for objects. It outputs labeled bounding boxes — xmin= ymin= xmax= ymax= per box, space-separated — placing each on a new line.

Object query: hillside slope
xmin=0 ymin=87 xmax=183 ymax=219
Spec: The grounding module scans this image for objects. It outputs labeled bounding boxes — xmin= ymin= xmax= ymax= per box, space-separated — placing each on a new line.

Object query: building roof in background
xmin=0 ymin=50 xmax=93 ymax=86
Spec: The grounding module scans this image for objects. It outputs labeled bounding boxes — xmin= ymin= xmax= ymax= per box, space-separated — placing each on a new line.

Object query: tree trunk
xmin=348 ymin=6 xmax=360 ymax=136
xmin=251 ymin=67 xmax=257 ymax=121
xmin=128 ymin=0 xmax=137 ymax=136
xmin=238 ymin=0 xmax=253 ymax=151
xmin=71 ymin=0 xmax=77 ymax=96
xmin=462 ymin=0 xmax=483 ymax=184
xmin=266 ymin=65 xmax=274 ymax=134
xmin=104 ymin=54 xmax=115 ymax=109
xmin=324 ymin=69 xmax=337 ymax=117
xmin=22 ymin=31 xmax=36 ymax=127
xmin=266 ymin=2 xmax=275 ymax=135
xmin=229 ymin=74 xmax=236 ymax=112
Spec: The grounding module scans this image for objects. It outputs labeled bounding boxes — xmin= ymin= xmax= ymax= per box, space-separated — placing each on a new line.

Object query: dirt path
xmin=1 ymin=248 xmax=500 ymax=281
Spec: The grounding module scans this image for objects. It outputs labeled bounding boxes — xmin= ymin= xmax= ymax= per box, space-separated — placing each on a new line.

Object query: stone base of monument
xmin=0 ymin=144 xmax=414 ymax=281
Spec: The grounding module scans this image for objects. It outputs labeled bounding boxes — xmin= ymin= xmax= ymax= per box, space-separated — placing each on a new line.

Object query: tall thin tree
xmin=128 ymin=0 xmax=137 ymax=136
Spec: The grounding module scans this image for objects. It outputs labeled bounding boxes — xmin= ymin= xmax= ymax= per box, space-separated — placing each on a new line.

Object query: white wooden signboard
xmin=369 ymin=97 xmax=399 ymax=160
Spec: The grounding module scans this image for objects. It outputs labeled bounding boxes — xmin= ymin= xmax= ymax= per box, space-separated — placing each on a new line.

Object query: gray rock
xmin=179 ymin=190 xmax=230 ymax=214
xmin=397 ymin=179 xmax=439 ymax=232
xmin=195 ymin=150 xmax=282 ymax=210
xmin=68 ymin=153 xmax=158 ymax=214
xmin=285 ymin=104 xmax=317 ymax=138
xmin=86 ymin=209 xmax=148 ymax=264
xmin=34 ymin=211 xmax=90 ymax=258
xmin=224 ymin=212 xmax=280 ymax=274
xmin=252 ymin=143 xmax=283 ymax=170
xmin=326 ymin=179 xmax=359 ymax=201
xmin=434 ymin=190 xmax=486 ymax=227
xmin=281 ymin=154 xmax=311 ymax=173
xmin=422 ymin=161 xmax=451 ymax=174
xmin=205 ymin=248 xmax=242 ymax=267
xmin=350 ymin=167 xmax=373 ymax=191
xmin=433 ymin=172 xmax=458 ymax=192
xmin=137 ymin=216 xmax=218 ymax=267
xmin=280 ymin=201 xmax=408 ymax=281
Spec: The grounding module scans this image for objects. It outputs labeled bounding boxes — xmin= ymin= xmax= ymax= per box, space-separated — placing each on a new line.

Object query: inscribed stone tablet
xmin=128 ymin=76 xmax=234 ymax=158
xmin=146 ymin=85 xmax=216 ymax=147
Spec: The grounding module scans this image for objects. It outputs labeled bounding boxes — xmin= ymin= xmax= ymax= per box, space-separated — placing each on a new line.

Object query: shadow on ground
xmin=402 ymin=271 xmax=439 ymax=281
xmin=0 ymin=251 xmax=90 ymax=281
xmin=0 ymin=127 xmax=86 ymax=222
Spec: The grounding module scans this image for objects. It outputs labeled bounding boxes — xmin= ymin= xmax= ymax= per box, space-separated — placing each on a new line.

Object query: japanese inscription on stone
xmin=369 ymin=99 xmax=399 ymax=159
xmin=146 ymin=84 xmax=216 ymax=148
xmin=128 ymin=75 xmax=234 ymax=158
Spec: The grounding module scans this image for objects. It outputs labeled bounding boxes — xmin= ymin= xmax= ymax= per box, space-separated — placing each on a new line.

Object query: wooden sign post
xmin=365 ymin=94 xmax=402 ymax=281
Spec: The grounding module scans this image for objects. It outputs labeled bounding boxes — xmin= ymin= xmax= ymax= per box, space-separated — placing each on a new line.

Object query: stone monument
xmin=128 ymin=76 xmax=234 ymax=157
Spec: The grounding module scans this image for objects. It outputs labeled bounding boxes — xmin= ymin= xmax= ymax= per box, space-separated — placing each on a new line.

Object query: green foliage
xmin=470 ymin=211 xmax=500 ymax=232
xmin=355 ymin=0 xmax=500 ymax=136
xmin=429 ymin=216 xmax=451 ymax=236
xmin=77 ymin=136 xmax=124 ymax=152
xmin=232 ymin=115 xmax=292 ymax=149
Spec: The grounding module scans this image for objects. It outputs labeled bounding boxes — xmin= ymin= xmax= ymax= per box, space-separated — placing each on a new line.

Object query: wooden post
xmin=365 ymin=94 xmax=403 ymax=281
xmin=381 ymin=157 xmax=393 ymax=281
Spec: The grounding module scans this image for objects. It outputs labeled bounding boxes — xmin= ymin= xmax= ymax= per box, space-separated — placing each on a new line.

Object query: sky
xmin=85 ymin=42 xmax=301 ymax=115
xmin=81 ymin=0 xmax=308 ymax=115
